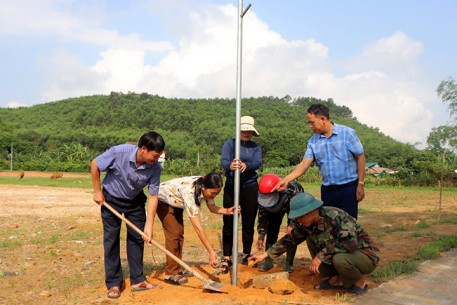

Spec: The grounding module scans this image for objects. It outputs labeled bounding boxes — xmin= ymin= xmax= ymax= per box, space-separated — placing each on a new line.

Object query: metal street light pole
xmin=232 ymin=0 xmax=251 ymax=286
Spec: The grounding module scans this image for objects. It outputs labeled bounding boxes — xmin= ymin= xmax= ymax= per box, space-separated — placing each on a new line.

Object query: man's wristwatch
xmin=358 ymin=181 xmax=365 ymax=186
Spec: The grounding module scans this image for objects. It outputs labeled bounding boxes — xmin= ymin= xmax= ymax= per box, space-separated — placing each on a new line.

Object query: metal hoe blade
xmin=102 ymin=202 xmax=226 ymax=293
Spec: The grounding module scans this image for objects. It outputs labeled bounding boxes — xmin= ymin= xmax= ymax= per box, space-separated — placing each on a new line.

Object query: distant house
xmin=365 ymin=162 xmax=397 ymax=177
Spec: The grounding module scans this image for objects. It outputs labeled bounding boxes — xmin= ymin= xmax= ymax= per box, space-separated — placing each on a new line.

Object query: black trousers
xmin=265 ymin=209 xmax=288 ymax=245
xmin=101 ymin=190 xmax=147 ymax=289
xmin=222 ymin=183 xmax=259 ymax=257
xmin=321 ymin=180 xmax=358 ymax=219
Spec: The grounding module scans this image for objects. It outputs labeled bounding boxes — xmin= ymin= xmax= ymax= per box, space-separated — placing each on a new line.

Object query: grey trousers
xmin=307 ymin=238 xmax=376 ymax=288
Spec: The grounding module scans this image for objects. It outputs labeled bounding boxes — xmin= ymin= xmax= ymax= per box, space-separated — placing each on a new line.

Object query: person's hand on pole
xmin=230 ymin=158 xmax=247 ymax=172
xmin=230 ymin=158 xmax=240 ymax=170
xmin=226 ymin=206 xmax=236 ymax=215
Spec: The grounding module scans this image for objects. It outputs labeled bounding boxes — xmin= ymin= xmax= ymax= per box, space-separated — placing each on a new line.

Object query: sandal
xmin=164 ymin=274 xmax=188 ymax=286
xmin=221 ymin=258 xmax=232 ymax=274
xmin=107 ymin=286 xmax=121 ymax=299
xmin=347 ymin=284 xmax=369 ymax=295
xmin=314 ymin=279 xmax=344 ymax=290
xmin=178 ymin=269 xmax=194 ymax=277
xmin=131 ymin=280 xmax=162 ymax=292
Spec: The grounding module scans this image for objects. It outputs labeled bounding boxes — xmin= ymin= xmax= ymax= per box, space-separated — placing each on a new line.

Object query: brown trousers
xmin=157 ymin=201 xmax=184 ymax=276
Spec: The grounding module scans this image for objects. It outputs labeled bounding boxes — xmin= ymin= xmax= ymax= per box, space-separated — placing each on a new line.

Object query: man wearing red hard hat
xmin=257 ymin=174 xmax=304 ymax=272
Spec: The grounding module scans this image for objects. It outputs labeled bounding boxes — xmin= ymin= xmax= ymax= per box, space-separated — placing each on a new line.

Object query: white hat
xmin=240 ymin=116 xmax=259 ymax=136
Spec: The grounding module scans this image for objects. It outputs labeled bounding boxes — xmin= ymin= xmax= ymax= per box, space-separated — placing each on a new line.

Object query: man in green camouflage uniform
xmin=249 ymin=192 xmax=380 ymax=295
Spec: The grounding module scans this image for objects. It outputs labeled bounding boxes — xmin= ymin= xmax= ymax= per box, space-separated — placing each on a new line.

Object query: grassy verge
xmin=371 ymin=233 xmax=457 ymax=282
xmin=0 ymin=176 xmax=93 ymax=188
xmin=0 ymin=174 xmax=178 ymax=189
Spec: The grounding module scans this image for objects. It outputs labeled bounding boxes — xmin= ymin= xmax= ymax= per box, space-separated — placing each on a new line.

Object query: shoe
xmin=107 ymin=286 xmax=121 ymax=299
xmin=164 ymin=274 xmax=189 ymax=286
xmin=314 ymin=280 xmax=344 ymax=290
xmin=347 ymin=284 xmax=369 ymax=295
xmin=131 ymin=280 xmax=162 ymax=291
xmin=221 ymin=258 xmax=232 ymax=274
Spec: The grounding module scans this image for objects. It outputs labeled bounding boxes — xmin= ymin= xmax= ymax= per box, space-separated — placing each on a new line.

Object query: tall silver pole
xmin=232 ymin=0 xmax=251 ymax=285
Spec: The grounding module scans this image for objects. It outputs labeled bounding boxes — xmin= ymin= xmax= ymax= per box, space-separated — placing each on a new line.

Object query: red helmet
xmin=259 ymin=174 xmax=281 ymax=194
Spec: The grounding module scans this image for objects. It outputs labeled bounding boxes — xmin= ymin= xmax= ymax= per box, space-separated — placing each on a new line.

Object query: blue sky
xmin=1 ymin=0 xmax=456 ymax=147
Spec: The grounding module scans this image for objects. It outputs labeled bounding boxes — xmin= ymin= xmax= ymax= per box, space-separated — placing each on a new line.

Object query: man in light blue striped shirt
xmin=276 ymin=104 xmax=365 ymax=219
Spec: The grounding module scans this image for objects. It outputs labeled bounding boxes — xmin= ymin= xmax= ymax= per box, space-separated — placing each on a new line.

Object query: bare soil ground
xmin=1 ymin=171 xmax=456 ymax=305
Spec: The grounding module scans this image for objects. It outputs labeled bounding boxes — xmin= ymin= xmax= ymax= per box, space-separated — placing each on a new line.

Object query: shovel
xmin=102 ymin=201 xmax=226 ymax=293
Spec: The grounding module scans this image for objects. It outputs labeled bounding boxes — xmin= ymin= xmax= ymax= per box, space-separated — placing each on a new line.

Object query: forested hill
xmin=0 ymin=92 xmax=422 ymax=173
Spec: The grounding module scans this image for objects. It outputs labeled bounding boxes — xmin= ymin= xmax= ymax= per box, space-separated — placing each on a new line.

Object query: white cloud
xmin=0 ymin=1 xmax=446 ymax=147
xmin=41 ymin=49 xmax=104 ymax=101
xmin=92 ymin=49 xmax=148 ymax=91
xmin=0 ymin=0 xmax=174 ymax=51
xmin=327 ymin=74 xmax=435 ymax=145
xmin=311 ymin=32 xmax=432 ymax=145
xmin=343 ymin=31 xmax=424 ymax=77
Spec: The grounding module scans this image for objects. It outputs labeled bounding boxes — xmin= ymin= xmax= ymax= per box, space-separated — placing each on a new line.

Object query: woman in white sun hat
xmin=220 ymin=116 xmax=262 ymax=273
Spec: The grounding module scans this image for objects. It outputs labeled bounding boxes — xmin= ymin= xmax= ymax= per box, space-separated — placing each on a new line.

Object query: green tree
xmin=1 ymin=92 xmax=450 ymax=185
xmin=427 ymin=77 xmax=457 ymax=154
xmin=427 ymin=125 xmax=457 ymax=155
xmin=437 ymin=77 xmax=457 ymax=121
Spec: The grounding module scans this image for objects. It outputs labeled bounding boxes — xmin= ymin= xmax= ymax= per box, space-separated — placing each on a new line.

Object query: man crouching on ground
xmin=249 ymin=192 xmax=381 ymax=295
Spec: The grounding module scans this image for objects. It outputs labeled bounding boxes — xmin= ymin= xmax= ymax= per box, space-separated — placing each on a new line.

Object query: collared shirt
xmin=95 ymin=144 xmax=162 ymax=199
xmin=267 ymin=206 xmax=380 ymax=266
xmin=304 ymin=123 xmax=363 ymax=186
xmin=158 ymin=176 xmax=215 ymax=218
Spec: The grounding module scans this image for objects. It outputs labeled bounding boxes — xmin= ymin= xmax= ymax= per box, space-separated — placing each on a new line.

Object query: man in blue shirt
xmin=91 ymin=131 xmax=165 ymax=299
xmin=277 ymin=104 xmax=365 ymax=219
